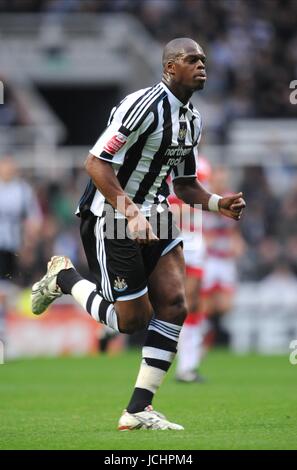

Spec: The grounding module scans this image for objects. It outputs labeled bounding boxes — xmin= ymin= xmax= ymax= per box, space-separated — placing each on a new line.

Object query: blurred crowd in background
xmin=1 ymin=0 xmax=296 ymax=125
xmin=0 ymin=0 xmax=297 ymax=291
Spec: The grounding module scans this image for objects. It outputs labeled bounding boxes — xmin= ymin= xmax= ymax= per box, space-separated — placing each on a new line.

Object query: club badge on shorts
xmin=114 ymin=276 xmax=128 ymax=292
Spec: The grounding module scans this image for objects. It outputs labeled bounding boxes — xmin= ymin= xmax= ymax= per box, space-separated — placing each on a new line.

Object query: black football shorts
xmin=80 ymin=207 xmax=182 ymax=302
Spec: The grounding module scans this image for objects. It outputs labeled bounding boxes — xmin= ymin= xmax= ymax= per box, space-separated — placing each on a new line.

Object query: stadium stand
xmin=0 ymin=0 xmax=296 ymax=355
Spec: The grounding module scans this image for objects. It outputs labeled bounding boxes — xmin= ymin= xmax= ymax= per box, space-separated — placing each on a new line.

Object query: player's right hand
xmin=127 ymin=213 xmax=159 ymax=245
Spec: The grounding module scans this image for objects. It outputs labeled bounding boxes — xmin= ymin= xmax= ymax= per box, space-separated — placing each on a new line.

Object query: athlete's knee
xmin=158 ymin=293 xmax=188 ymax=325
xmin=118 ymin=314 xmax=150 ymax=334
xmin=115 ymin=299 xmax=152 ymax=334
xmin=172 ymin=294 xmax=188 ymax=323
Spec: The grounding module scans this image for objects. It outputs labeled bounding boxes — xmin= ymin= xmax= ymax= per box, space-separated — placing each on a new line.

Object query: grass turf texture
xmin=0 ymin=350 xmax=296 ymax=450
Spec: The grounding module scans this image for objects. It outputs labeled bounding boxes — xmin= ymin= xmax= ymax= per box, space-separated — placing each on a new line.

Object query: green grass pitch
xmin=0 ymin=350 xmax=296 ymax=450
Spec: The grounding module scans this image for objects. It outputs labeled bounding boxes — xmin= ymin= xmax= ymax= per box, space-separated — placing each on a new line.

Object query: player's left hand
xmin=219 ymin=192 xmax=246 ymax=220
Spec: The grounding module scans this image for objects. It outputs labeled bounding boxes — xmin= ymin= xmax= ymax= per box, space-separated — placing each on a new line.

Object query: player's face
xmin=171 ymin=45 xmax=207 ymax=91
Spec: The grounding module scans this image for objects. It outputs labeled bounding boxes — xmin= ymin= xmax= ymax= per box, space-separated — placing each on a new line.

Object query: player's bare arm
xmin=173 ymin=177 xmax=246 ymax=220
xmin=85 ymin=154 xmax=158 ymax=244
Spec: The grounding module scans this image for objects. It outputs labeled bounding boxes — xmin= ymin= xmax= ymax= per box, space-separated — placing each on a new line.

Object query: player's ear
xmin=166 ymin=60 xmax=176 ymax=77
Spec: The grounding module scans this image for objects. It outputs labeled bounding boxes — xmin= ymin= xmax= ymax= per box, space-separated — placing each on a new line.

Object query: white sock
xmin=71 ymin=280 xmax=119 ymax=332
xmin=126 ymin=318 xmax=181 ymax=413
xmin=135 ymin=359 xmax=166 ymax=394
xmin=71 ymin=279 xmax=96 ymax=309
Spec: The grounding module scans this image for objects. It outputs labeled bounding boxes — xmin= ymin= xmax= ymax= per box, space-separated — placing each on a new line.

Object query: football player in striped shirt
xmin=31 ymin=38 xmax=245 ymax=431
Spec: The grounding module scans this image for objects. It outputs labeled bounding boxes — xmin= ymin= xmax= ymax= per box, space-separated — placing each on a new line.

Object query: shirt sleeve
xmin=90 ymin=86 xmax=163 ymax=166
xmin=89 ymin=114 xmax=132 ymax=165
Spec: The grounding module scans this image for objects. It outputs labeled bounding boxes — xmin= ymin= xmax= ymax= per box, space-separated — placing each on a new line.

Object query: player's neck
xmin=162 ymin=77 xmax=193 ymax=105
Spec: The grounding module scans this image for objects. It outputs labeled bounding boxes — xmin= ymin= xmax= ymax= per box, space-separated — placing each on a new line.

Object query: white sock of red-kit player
xmin=176 ymin=312 xmax=205 ymax=375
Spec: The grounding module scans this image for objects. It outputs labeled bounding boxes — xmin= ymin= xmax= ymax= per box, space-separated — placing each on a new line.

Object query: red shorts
xmin=186 ymin=265 xmax=203 ymax=279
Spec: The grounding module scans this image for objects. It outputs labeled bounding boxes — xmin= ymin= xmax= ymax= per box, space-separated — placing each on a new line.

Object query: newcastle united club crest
xmin=114 ymin=276 xmax=128 ymax=292
xmin=178 ymin=109 xmax=187 ymax=145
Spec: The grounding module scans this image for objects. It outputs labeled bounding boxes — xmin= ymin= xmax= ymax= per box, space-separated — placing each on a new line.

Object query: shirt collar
xmin=160 ymin=81 xmax=190 ymax=110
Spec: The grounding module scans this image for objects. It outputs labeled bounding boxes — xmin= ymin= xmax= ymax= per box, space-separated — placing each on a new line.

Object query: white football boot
xmin=31 ymin=255 xmax=74 ymax=315
xmin=118 ymin=405 xmax=184 ymax=431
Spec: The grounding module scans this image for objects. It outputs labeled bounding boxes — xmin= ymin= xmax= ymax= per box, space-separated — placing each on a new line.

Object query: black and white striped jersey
xmin=78 ymin=81 xmax=202 ymax=217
